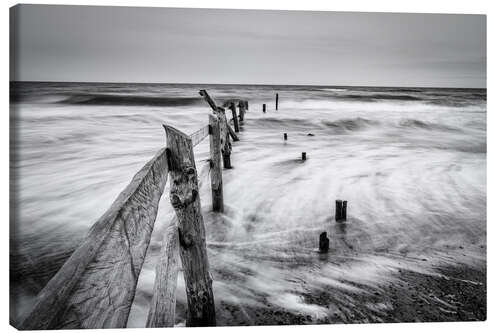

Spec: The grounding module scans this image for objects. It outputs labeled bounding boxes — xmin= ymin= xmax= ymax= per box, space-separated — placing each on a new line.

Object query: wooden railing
xmin=20 ymin=90 xmax=249 ymax=329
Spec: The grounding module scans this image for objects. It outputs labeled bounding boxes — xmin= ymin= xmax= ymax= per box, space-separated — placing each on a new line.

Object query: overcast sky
xmin=10 ymin=4 xmax=486 ymax=88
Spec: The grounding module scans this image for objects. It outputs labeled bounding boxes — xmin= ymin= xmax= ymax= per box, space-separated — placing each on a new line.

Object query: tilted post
xmin=230 ymin=102 xmax=240 ymax=133
xmin=209 ymin=114 xmax=224 ymax=212
xmin=146 ymin=219 xmax=180 ymax=328
xmin=163 ymin=124 xmax=216 ymax=327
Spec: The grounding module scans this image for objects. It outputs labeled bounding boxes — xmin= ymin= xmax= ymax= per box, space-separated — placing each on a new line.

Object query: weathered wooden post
xmin=230 ymin=102 xmax=240 ymax=133
xmin=238 ymin=100 xmax=245 ymax=123
xmin=163 ymin=124 xmax=216 ymax=327
xmin=276 ymin=93 xmax=279 ymax=110
xmin=244 ymin=100 xmax=249 ymax=112
xmin=147 ymin=219 xmax=180 ymax=328
xmin=302 ymin=152 xmax=307 ymax=161
xmin=209 ymin=114 xmax=224 ymax=212
xmin=284 ymin=133 xmax=287 ymax=141
xmin=263 ymin=104 xmax=266 ymax=113
xmin=335 ymin=200 xmax=343 ymax=221
xmin=319 ymin=232 xmax=329 ymax=253
xmin=342 ymin=201 xmax=348 ymax=221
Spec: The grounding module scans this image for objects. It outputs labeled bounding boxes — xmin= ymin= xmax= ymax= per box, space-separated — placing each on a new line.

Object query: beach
xmin=10 ymin=82 xmax=486 ymax=326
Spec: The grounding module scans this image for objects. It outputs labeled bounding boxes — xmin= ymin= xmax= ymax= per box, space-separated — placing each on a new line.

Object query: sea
xmin=10 ymin=82 xmax=487 ymax=326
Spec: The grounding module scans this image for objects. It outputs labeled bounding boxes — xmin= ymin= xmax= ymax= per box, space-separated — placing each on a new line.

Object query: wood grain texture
xmin=163 ymin=124 xmax=216 ymax=327
xmin=209 ymin=114 xmax=224 ymax=212
xmin=20 ymin=148 xmax=169 ymax=330
xmin=146 ymin=218 xmax=180 ymax=328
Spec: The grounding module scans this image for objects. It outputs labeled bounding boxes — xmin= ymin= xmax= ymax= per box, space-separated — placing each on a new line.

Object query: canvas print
xmin=9 ymin=4 xmax=486 ymax=329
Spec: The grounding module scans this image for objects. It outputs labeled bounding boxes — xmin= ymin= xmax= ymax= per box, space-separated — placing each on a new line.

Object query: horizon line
xmin=9 ymin=80 xmax=486 ymax=90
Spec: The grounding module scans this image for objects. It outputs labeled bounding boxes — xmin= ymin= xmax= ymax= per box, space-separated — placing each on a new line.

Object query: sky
xmin=10 ymin=4 xmax=486 ymax=88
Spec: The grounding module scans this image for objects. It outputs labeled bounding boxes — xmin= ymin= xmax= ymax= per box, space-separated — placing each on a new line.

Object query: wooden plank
xmin=208 ymin=114 xmax=224 ymax=212
xmin=190 ymin=125 xmax=210 ymax=147
xmin=227 ymin=123 xmax=239 ymax=142
xmin=199 ymin=89 xmax=218 ymax=112
xmin=146 ymin=218 xmax=180 ymax=328
xmin=163 ymin=124 xmax=216 ymax=327
xmin=20 ymin=148 xmax=169 ymax=330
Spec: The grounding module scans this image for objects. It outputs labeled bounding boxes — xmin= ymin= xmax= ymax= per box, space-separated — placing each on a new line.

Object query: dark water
xmin=10 ymin=82 xmax=486 ymax=326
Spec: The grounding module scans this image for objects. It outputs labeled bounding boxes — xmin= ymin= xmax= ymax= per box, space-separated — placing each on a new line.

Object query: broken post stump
xmin=223 ymin=153 xmax=231 ymax=169
xmin=230 ymin=102 xmax=240 ymax=133
xmin=263 ymin=104 xmax=266 ymax=113
xmin=284 ymin=133 xmax=287 ymax=141
xmin=208 ymin=114 xmax=224 ymax=212
xmin=276 ymin=93 xmax=279 ymax=110
xmin=319 ymin=232 xmax=329 ymax=253
xmin=342 ymin=201 xmax=347 ymax=221
xmin=335 ymin=200 xmax=343 ymax=221
xmin=302 ymin=152 xmax=307 ymax=161
xmin=163 ymin=124 xmax=216 ymax=327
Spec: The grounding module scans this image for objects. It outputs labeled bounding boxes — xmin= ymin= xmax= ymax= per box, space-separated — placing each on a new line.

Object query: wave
xmin=321 ymin=118 xmax=380 ymax=131
xmin=398 ymin=119 xmax=461 ymax=132
xmin=58 ymin=94 xmax=204 ymax=106
xmin=341 ymin=94 xmax=422 ymax=101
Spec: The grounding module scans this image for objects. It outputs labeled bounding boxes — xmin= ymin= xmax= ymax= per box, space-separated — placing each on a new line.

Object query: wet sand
xmin=212 ymin=262 xmax=486 ymax=326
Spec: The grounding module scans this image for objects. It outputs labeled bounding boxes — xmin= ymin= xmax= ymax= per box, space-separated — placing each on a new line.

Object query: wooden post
xmin=302 ymin=152 xmax=307 ymax=161
xmin=214 ymin=107 xmax=233 ymax=169
xmin=245 ymin=100 xmax=249 ymax=112
xmin=238 ymin=100 xmax=245 ymax=123
xmin=146 ymin=219 xmax=180 ymax=328
xmin=319 ymin=232 xmax=329 ymax=253
xmin=284 ymin=133 xmax=287 ymax=141
xmin=230 ymin=102 xmax=240 ymax=133
xmin=263 ymin=104 xmax=266 ymax=113
xmin=209 ymin=114 xmax=224 ymax=212
xmin=227 ymin=124 xmax=239 ymax=141
xmin=163 ymin=125 xmax=216 ymax=327
xmin=342 ymin=201 xmax=348 ymax=221
xmin=335 ymin=200 xmax=343 ymax=222
xmin=276 ymin=93 xmax=279 ymax=110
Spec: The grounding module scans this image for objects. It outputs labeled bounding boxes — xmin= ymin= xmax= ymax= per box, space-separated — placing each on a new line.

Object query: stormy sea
xmin=10 ymin=82 xmax=487 ymax=326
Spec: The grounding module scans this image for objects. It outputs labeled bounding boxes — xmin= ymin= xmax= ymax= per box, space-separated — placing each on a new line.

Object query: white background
xmin=1 ymin=1 xmax=497 ymax=332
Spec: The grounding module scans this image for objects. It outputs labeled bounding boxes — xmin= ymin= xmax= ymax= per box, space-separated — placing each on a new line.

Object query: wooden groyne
xmin=20 ymin=90 xmax=249 ymax=329
xmin=18 ymin=89 xmax=346 ymax=329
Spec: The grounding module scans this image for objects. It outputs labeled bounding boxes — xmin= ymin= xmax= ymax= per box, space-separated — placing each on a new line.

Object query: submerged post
xmin=319 ymin=232 xmax=329 ymax=253
xmin=302 ymin=152 xmax=307 ymax=161
xmin=342 ymin=201 xmax=348 ymax=221
xmin=163 ymin=124 xmax=216 ymax=327
xmin=230 ymin=102 xmax=240 ymax=133
xmin=263 ymin=104 xmax=266 ymax=113
xmin=238 ymin=100 xmax=245 ymax=123
xmin=284 ymin=133 xmax=287 ymax=141
xmin=209 ymin=114 xmax=224 ymax=212
xmin=335 ymin=200 xmax=343 ymax=221
xmin=276 ymin=93 xmax=279 ymax=110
